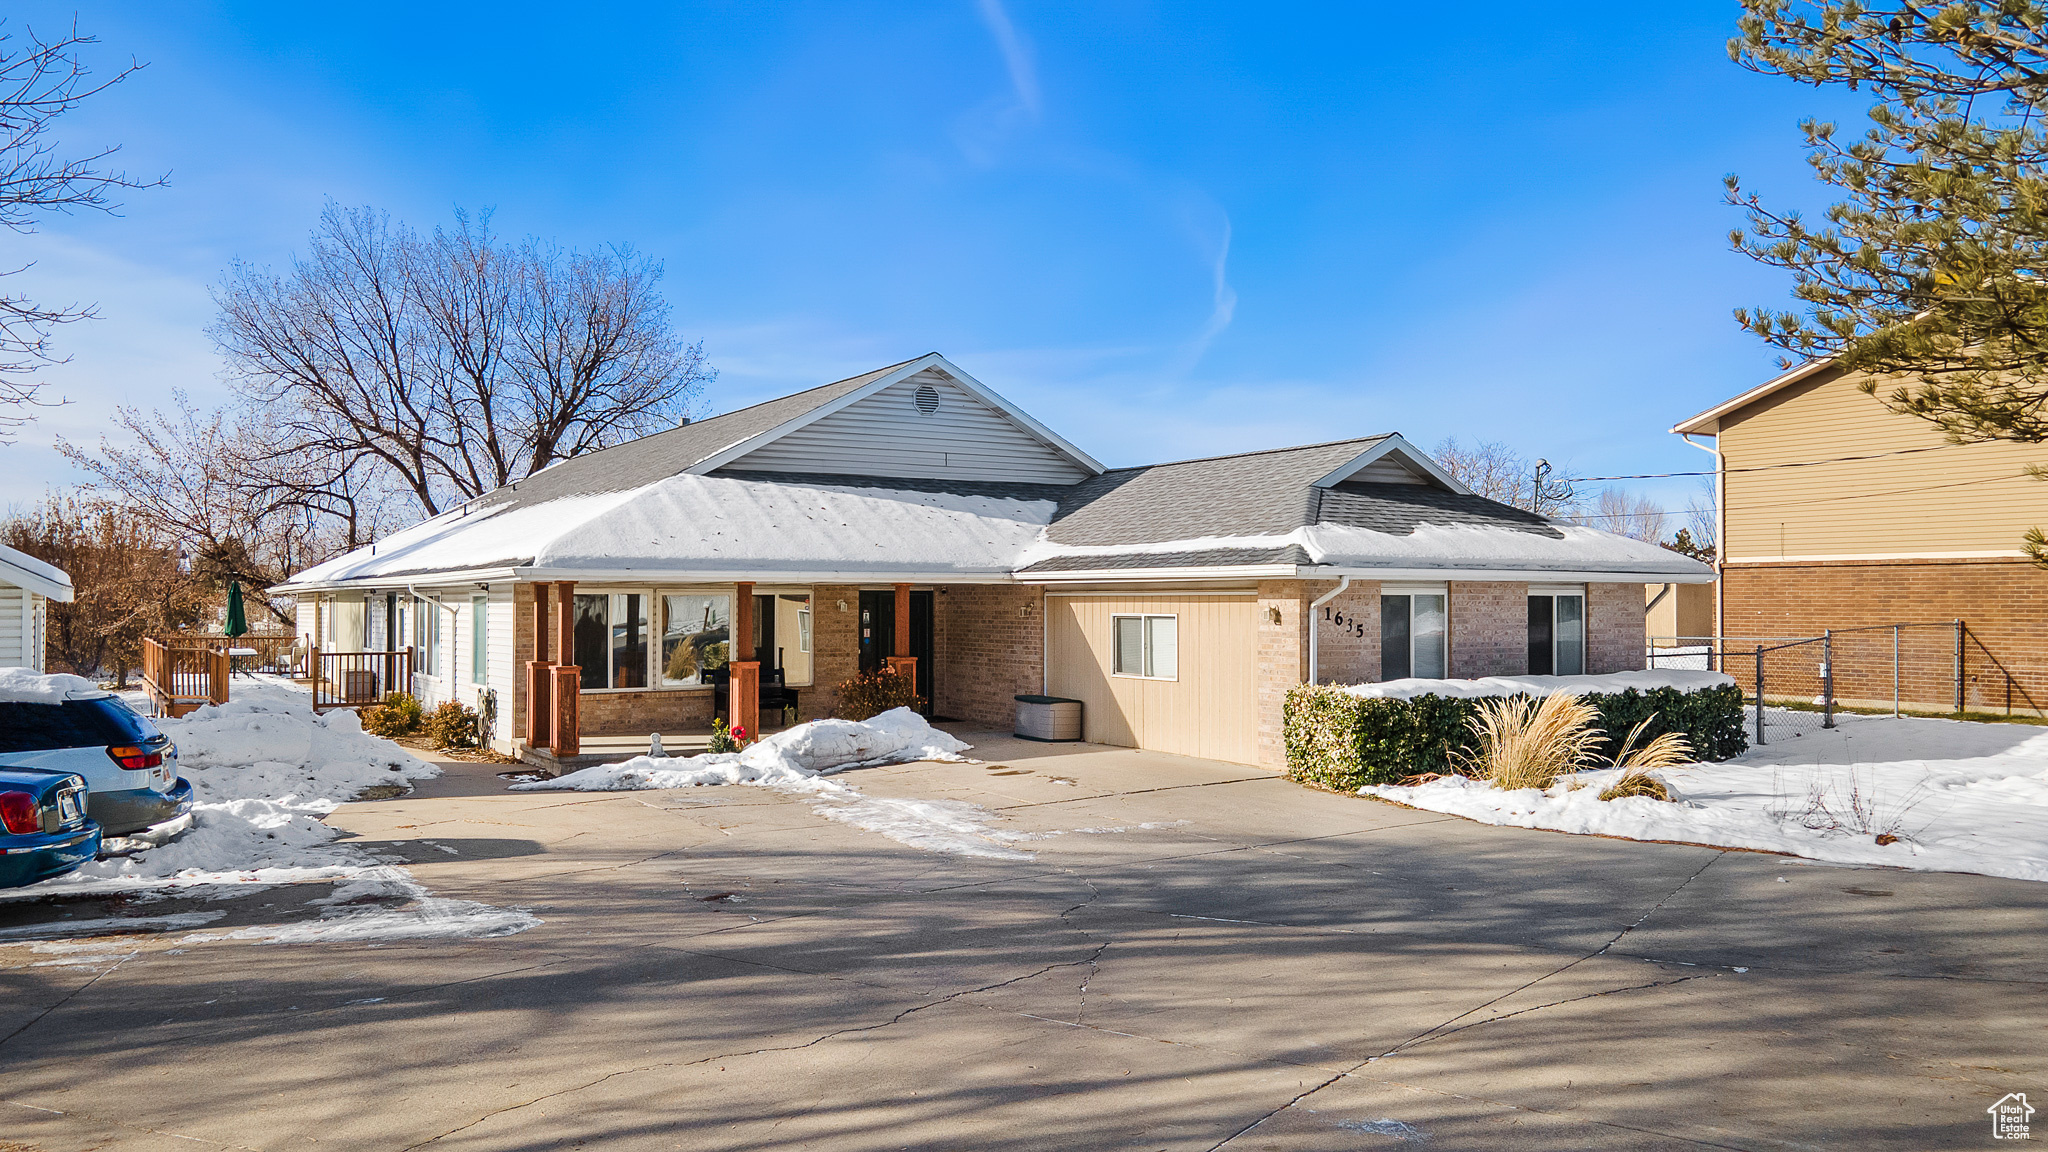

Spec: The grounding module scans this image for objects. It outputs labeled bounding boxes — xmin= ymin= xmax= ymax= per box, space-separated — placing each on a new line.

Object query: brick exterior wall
xmin=1724 ymin=558 xmax=2048 ymax=714
xmin=1255 ymin=579 xmax=1312 ymax=769
xmin=578 ymin=687 xmax=718 ymax=737
xmin=1586 ymin=582 xmax=1647 ymax=675
xmin=1312 ymin=580 xmax=1380 ymax=684
xmin=1449 ymin=582 xmax=1526 ymax=679
xmin=804 ymin=585 xmax=863 ymax=722
xmin=935 ymin=584 xmax=1044 ymax=729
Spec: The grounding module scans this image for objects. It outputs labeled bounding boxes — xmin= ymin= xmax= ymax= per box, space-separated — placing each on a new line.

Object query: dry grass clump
xmin=1456 ymin=693 xmax=1605 ymax=791
xmin=1596 ymin=718 xmax=1695 ymax=802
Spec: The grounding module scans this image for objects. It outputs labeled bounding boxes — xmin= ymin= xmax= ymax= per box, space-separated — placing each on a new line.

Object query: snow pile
xmin=512 ymin=707 xmax=972 ymax=792
xmin=7 ymin=677 xmax=539 ymax=942
xmin=513 ymin=708 xmax=1062 ymax=859
xmin=1359 ymin=712 xmax=2048 ymax=882
xmin=0 ymin=666 xmax=105 ymax=703
xmin=1341 ymin=669 xmax=1735 ymax=701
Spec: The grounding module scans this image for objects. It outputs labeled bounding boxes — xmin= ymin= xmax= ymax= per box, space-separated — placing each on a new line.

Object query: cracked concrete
xmin=0 ymin=727 xmax=2042 ymax=1150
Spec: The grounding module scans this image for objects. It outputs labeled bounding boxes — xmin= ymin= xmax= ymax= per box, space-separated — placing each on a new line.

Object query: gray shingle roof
xmin=1315 ymin=482 xmax=1564 ymax=539
xmin=474 ymin=358 xmax=921 ymax=514
xmin=1045 ymin=438 xmax=1388 ymax=545
xmin=1018 ymin=546 xmax=1312 ymax=573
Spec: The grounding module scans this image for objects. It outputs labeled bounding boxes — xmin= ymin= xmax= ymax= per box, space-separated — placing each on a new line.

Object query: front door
xmin=858 ymin=590 xmax=933 ymax=708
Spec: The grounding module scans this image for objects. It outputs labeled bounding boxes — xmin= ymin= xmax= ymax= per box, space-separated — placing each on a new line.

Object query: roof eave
xmin=1296 ymin=564 xmax=1715 ymax=584
xmin=1672 ymin=357 xmax=1837 ymax=435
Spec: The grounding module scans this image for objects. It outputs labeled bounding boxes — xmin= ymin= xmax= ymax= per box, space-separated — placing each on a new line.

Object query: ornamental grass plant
xmin=1597 ymin=718 xmax=1695 ymax=801
xmin=1455 ymin=692 xmax=1605 ymax=791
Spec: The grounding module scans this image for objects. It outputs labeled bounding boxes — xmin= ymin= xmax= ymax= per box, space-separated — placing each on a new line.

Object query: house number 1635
xmin=1322 ymin=605 xmax=1365 ymax=637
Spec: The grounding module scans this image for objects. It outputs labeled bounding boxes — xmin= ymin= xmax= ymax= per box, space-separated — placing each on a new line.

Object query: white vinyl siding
xmin=721 ymin=367 xmax=1090 ymax=484
xmin=1350 ymin=456 xmax=1431 ymax=484
xmin=0 ymin=585 xmax=30 ymax=669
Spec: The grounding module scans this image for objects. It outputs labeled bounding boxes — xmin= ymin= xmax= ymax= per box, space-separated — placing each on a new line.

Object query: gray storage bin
xmin=1014 ymin=694 xmax=1083 ymax=742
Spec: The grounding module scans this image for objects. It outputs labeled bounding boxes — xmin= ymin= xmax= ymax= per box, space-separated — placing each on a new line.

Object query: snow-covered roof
xmin=0 ymin=542 xmax=74 ymax=602
xmin=276 ymin=359 xmax=1713 ymax=591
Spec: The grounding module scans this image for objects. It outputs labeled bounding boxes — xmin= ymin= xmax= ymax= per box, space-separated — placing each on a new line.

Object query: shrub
xmin=1456 ymin=693 xmax=1604 ymax=791
xmin=422 ymin=701 xmax=478 ymax=749
xmin=834 ymin=668 xmax=925 ymax=722
xmin=361 ymin=691 xmax=423 ymax=737
xmin=707 ymin=717 xmax=743 ymax=754
xmin=1284 ymin=681 xmax=1745 ymax=790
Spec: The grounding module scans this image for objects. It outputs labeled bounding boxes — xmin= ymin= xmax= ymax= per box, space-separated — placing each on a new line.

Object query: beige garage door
xmin=1046 ymin=593 xmax=1258 ymax=765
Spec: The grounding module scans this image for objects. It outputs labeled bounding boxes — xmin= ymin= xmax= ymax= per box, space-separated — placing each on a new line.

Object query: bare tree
xmin=1579 ymin=486 xmax=1668 ymax=543
xmin=212 ymin=204 xmax=713 ymax=518
xmin=4 ymin=496 xmax=204 ymax=683
xmin=53 ymin=395 xmax=384 ymax=627
xmin=1686 ymin=479 xmax=1717 ymax=552
xmin=1431 ymin=436 xmax=1579 ymax=517
xmin=0 ymin=20 xmax=162 ymax=439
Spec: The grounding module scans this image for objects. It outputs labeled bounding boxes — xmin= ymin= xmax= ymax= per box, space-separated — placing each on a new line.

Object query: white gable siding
xmin=722 ymin=368 xmax=1090 ymax=484
xmin=0 ymin=585 xmax=26 ymax=669
xmin=1352 ymin=456 xmax=1431 ymax=485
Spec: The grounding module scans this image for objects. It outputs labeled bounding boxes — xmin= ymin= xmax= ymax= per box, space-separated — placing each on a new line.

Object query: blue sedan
xmin=0 ymin=768 xmax=101 ymax=889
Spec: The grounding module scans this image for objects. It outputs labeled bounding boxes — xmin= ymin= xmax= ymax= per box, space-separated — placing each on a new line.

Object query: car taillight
xmin=0 ymin=791 xmax=38 ymax=835
xmin=108 ymin=744 xmax=163 ymax=771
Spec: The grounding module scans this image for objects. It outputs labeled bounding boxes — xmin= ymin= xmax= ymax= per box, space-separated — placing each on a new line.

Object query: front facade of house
xmin=279 ymin=354 xmax=1709 ymax=769
xmin=0 ymin=543 xmax=71 ymax=672
xmin=1674 ymin=360 xmax=2048 ymax=714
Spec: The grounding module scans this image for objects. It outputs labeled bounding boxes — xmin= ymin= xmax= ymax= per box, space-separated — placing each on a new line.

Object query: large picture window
xmin=1381 ymin=591 xmax=1447 ymax=680
xmin=661 ymin=594 xmax=730 ymax=686
xmin=576 ymin=593 xmax=650 ymax=690
xmin=1527 ymin=590 xmax=1586 ymax=676
xmin=1112 ymin=614 xmax=1177 ymax=679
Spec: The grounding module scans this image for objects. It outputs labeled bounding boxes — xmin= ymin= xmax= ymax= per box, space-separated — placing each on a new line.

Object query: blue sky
xmin=3 ymin=1 xmax=1860 ymax=523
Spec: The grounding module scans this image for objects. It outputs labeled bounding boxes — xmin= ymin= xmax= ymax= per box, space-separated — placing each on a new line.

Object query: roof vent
xmin=913 ymin=383 xmax=942 ymax=416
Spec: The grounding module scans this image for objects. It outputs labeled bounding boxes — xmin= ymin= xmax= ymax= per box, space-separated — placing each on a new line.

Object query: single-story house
xmin=0 ymin=542 xmax=72 ymax=672
xmin=276 ymin=353 xmax=1712 ymax=769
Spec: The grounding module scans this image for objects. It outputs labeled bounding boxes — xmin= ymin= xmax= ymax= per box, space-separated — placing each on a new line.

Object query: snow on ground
xmin=1360 ymin=710 xmax=2048 ymax=882
xmin=4 ymin=674 xmax=539 ymax=942
xmin=0 ymin=666 xmax=104 ymax=703
xmin=512 ymin=707 xmax=1176 ymax=860
xmin=1342 ymin=669 xmax=1734 ymax=701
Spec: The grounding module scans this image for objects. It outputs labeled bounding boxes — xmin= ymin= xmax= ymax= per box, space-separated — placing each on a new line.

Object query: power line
xmin=1566 ymin=440 xmax=2005 ymax=482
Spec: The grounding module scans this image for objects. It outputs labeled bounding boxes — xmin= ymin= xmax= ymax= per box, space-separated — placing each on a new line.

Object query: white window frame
xmin=656 ymin=590 xmax=733 ymax=690
xmin=1527 ymin=585 xmax=1587 ymax=677
xmin=470 ymin=594 xmax=489 ymax=685
xmin=415 ymin=595 xmax=442 ymax=681
xmin=1110 ymin=614 xmax=1178 ymax=681
xmin=1379 ymin=584 xmax=1448 ymax=681
xmin=572 ymin=586 xmax=816 ymax=694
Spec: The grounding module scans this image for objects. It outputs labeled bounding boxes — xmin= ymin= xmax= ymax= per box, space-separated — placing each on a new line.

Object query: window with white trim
xmin=660 ymin=594 xmax=731 ymax=686
xmin=415 ymin=596 xmax=442 ymax=679
xmin=471 ymin=595 xmax=489 ymax=685
xmin=1111 ymin=614 xmax=1177 ymax=680
xmin=1527 ymin=589 xmax=1586 ymax=676
xmin=1380 ymin=591 xmax=1447 ymax=680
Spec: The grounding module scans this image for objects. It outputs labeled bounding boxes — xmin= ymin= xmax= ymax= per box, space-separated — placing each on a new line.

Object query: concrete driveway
xmin=2 ymin=726 xmax=2042 ymax=1151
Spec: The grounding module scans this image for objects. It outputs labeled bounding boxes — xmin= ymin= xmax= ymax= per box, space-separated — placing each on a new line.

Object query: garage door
xmin=1046 ymin=593 xmax=1258 ymax=765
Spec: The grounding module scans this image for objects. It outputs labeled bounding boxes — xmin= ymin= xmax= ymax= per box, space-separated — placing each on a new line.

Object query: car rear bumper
xmin=0 ymin=823 xmax=102 ymax=888
xmin=88 ymin=777 xmax=194 ymax=837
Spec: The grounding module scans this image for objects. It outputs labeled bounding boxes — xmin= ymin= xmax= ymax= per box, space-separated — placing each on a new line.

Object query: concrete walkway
xmin=2 ymin=728 xmax=2042 ymax=1150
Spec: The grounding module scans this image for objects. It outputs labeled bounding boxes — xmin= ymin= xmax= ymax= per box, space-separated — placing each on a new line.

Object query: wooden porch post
xmin=525 ymin=582 xmax=553 ymax=751
xmin=552 ymin=581 xmax=579 ymax=755
xmin=730 ymin=582 xmax=759 ymax=741
xmin=886 ymin=582 xmax=918 ymax=689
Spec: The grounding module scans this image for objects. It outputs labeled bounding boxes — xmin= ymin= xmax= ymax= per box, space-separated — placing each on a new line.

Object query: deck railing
xmin=160 ymin=632 xmax=302 ymax=676
xmin=140 ymin=638 xmax=230 ymax=718
xmin=310 ymin=647 xmax=414 ymax=712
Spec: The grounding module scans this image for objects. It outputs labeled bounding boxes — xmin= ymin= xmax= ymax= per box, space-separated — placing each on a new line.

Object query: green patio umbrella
xmin=223 ymin=581 xmax=249 ymax=638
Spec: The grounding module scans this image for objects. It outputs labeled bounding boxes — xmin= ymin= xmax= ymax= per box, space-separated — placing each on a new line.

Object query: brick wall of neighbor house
xmin=1450 ymin=582 xmax=1527 ymax=679
xmin=1256 ymin=579 xmax=1313 ymax=769
xmin=803 ymin=584 xmax=863 ymax=722
xmin=1586 ymin=582 xmax=1648 ymax=675
xmin=935 ymin=584 xmax=1044 ymax=728
xmin=1724 ymin=557 xmax=2048 ymax=715
xmin=1313 ymin=581 xmax=1381 ymax=684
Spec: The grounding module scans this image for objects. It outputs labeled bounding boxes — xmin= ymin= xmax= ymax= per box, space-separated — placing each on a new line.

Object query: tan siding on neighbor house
xmin=1720 ymin=366 xmax=2048 ymax=560
xmin=1047 ymin=593 xmax=1258 ymax=766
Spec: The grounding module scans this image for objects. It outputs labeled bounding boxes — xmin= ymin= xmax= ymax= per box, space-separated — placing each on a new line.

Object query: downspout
xmin=1680 ymin=432 xmax=1725 ymax=648
xmin=1306 ymin=575 xmax=1352 ymax=686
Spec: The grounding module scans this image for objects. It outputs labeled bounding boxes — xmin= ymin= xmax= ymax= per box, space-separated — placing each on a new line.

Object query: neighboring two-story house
xmin=1674 ymin=359 xmax=2048 ymax=714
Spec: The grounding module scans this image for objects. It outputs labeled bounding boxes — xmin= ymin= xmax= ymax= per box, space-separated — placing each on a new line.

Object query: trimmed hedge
xmin=1284 ymin=682 xmax=1747 ymax=790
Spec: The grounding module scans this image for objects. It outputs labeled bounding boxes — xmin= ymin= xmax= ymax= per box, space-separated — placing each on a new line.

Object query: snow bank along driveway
xmin=515 ymin=708 xmax=1175 ymax=860
xmin=1362 ymin=711 xmax=2048 ymax=883
xmin=2 ymin=677 xmax=539 ymax=943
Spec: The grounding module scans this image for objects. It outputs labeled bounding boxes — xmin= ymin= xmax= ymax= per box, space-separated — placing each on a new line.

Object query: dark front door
xmin=858 ymin=590 xmax=933 ymax=708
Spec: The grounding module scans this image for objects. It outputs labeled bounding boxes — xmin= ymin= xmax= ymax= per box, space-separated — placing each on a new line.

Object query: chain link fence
xmin=1647 ymin=621 xmax=2039 ymax=746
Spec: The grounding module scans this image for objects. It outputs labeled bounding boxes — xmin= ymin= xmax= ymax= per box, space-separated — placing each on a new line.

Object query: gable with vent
xmin=716 ymin=365 xmax=1095 ymax=484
